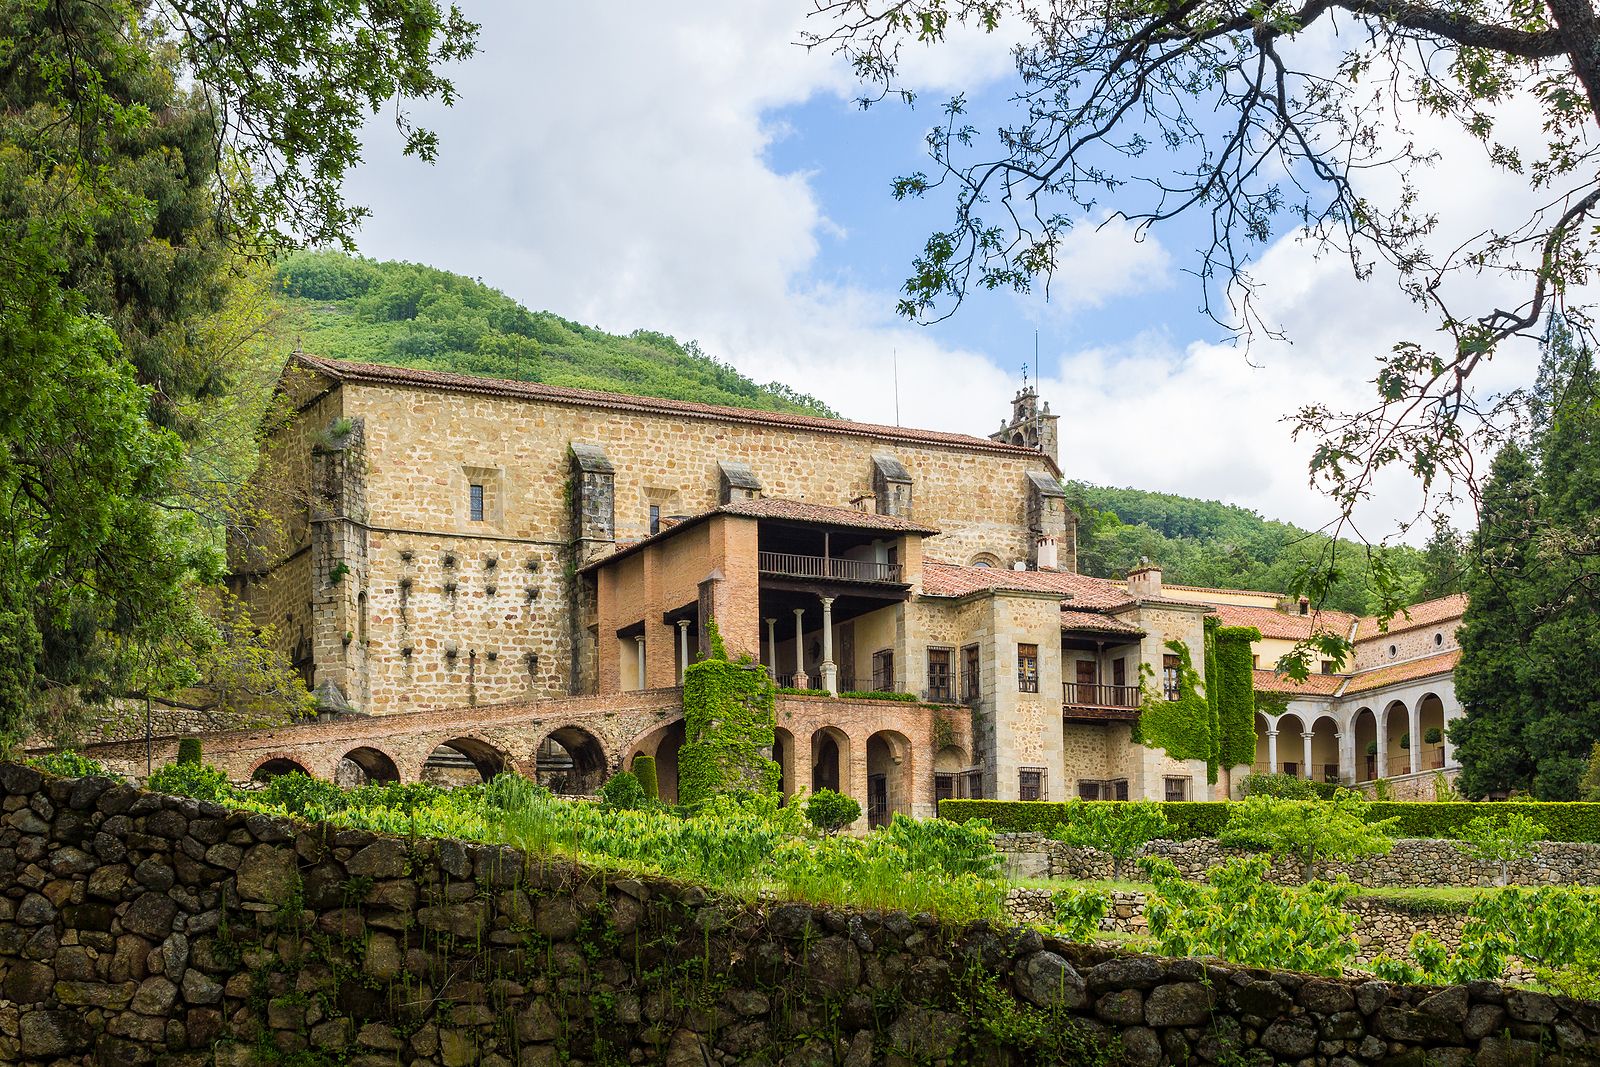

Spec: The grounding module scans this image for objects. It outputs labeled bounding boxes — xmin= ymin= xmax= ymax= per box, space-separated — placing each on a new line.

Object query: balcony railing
xmin=758 ymin=551 xmax=903 ymax=584
xmin=1062 ymin=682 xmax=1142 ymax=709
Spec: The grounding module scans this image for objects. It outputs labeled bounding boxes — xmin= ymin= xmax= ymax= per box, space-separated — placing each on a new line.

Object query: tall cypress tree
xmin=1524 ymin=346 xmax=1600 ymax=797
xmin=1452 ymin=442 xmax=1539 ymax=797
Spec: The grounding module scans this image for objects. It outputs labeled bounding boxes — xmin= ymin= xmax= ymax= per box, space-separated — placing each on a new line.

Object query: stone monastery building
xmin=228 ymin=354 xmax=1465 ymax=814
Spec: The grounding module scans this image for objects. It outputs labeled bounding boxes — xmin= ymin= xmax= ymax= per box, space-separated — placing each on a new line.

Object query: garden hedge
xmin=938 ymin=799 xmax=1600 ymax=843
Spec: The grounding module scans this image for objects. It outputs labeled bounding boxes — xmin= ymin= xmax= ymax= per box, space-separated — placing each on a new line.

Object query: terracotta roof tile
xmin=920 ymin=560 xmax=1136 ymax=608
xmin=1341 ymin=649 xmax=1461 ymax=694
xmin=1210 ymin=603 xmax=1359 ymax=642
xmin=1353 ymin=594 xmax=1468 ymax=641
xmin=297 ymin=353 xmax=1056 ymax=465
xmin=1253 ymin=668 xmax=1346 ymax=696
xmin=1060 ymin=609 xmax=1144 ymax=636
xmin=716 ymin=497 xmax=938 ymax=534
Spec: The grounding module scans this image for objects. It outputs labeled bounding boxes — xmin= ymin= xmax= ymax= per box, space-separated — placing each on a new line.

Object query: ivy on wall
xmin=678 ymin=619 xmax=780 ymax=806
xmin=1134 ymin=639 xmax=1217 ymax=782
xmin=1215 ymin=625 xmax=1262 ymax=769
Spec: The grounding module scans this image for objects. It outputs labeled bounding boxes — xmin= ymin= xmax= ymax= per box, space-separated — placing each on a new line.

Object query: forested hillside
xmin=1067 ymin=483 xmax=1455 ymax=615
xmin=274 ymin=252 xmax=838 ymax=417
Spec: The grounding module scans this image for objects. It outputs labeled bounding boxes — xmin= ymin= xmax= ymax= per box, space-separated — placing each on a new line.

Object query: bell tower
xmin=990 ymin=364 xmax=1060 ymax=464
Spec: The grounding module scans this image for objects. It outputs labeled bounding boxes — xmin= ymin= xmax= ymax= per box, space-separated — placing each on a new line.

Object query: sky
xmin=339 ymin=3 xmax=1554 ymax=540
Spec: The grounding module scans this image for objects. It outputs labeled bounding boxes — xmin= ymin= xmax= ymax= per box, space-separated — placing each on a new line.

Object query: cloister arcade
xmin=1250 ymin=680 xmax=1460 ymax=786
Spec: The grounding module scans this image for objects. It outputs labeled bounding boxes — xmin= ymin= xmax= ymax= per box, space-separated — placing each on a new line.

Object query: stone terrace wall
xmin=996 ymin=832 xmax=1600 ymax=888
xmin=3 ymin=765 xmax=1600 ymax=1067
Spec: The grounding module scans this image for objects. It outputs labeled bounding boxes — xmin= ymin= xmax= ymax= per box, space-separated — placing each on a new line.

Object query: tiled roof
xmin=1210 ymin=603 xmax=1358 ymax=642
xmin=1163 ymin=582 xmax=1284 ymax=598
xmin=717 ymin=497 xmax=938 ymax=534
xmin=1341 ymin=650 xmax=1461 ymax=695
xmin=1253 ymin=668 xmax=1346 ymax=696
xmin=296 ymin=353 xmax=1055 ymax=465
xmin=1060 ymin=609 xmax=1144 ymax=636
xmin=920 ymin=560 xmax=1136 ymax=608
xmin=1353 ymin=594 xmax=1468 ymax=641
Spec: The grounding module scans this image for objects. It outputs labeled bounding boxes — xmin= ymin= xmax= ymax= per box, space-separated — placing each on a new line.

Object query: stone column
xmin=1408 ymin=703 xmax=1421 ymax=775
xmin=1301 ymin=732 xmax=1314 ymax=780
xmin=764 ymin=617 xmax=778 ymax=677
xmin=1266 ymin=729 xmax=1278 ymax=773
xmin=1442 ymin=706 xmax=1459 ymax=767
xmin=1335 ymin=729 xmax=1352 ymax=785
xmin=635 ymin=635 xmax=647 ymax=692
xmin=819 ymin=596 xmax=837 ymax=695
xmin=676 ymin=620 xmax=691 ymax=685
xmin=792 ymin=608 xmax=808 ymax=690
xmin=1376 ymin=709 xmax=1389 ymax=780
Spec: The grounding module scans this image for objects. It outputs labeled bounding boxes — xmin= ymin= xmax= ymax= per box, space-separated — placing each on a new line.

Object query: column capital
xmin=676 ymin=618 xmax=690 ymax=630
xmin=819 ymin=595 xmax=835 ymax=607
xmin=1302 ymin=731 xmax=1314 ymax=740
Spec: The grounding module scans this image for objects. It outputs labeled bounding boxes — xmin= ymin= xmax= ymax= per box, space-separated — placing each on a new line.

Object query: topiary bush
xmin=678 ymin=620 xmax=780 ymax=806
xmin=177 ymin=737 xmax=203 ymax=766
xmin=631 ymin=755 xmax=659 ymax=801
xmin=598 ymin=770 xmax=646 ymax=810
xmin=1240 ymin=772 xmax=1338 ymax=800
xmin=805 ymin=789 xmax=861 ymax=834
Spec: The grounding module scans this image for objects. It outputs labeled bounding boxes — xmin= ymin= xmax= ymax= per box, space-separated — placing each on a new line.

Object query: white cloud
xmin=339 ymin=2 xmax=1564 ymax=542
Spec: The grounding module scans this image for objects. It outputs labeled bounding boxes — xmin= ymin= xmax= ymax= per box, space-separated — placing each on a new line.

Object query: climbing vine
xmin=1133 ymin=639 xmax=1216 ymax=782
xmin=1214 ymin=625 xmax=1261 ymax=770
xmin=677 ymin=619 xmax=780 ymax=806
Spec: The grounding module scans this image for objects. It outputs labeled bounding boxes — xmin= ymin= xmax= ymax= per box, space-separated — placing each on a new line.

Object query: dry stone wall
xmin=3 ymin=766 xmax=1600 ymax=1066
xmin=995 ymin=832 xmax=1600 ymax=888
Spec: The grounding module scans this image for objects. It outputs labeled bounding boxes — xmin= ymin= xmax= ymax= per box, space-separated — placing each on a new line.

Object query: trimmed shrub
xmin=837 ymin=690 xmax=918 ymax=702
xmin=805 ymin=789 xmax=861 ymax=834
xmin=941 ymin=798 xmax=1600 ymax=843
xmin=1239 ymin=772 xmax=1338 ymax=800
xmin=632 ymin=755 xmax=659 ymax=801
xmin=177 ymin=737 xmax=203 ymax=766
xmin=598 ymin=771 xmax=646 ymax=810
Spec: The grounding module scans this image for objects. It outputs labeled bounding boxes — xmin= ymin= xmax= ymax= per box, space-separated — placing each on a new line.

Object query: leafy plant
xmin=177 ymin=737 xmax=204 ymax=766
xmin=148 ymin=761 xmax=236 ymax=804
xmin=805 ymin=789 xmax=861 ymax=835
xmin=631 ymin=755 xmax=658 ymax=801
xmin=1142 ymin=855 xmax=1359 ymax=976
xmin=1048 ymin=799 xmax=1168 ymax=879
xmin=1423 ymin=727 xmax=1443 ymax=745
xmin=678 ymin=620 xmax=780 ymax=805
xmin=1218 ymin=791 xmax=1397 ymax=881
xmin=1239 ymin=772 xmax=1336 ymax=800
xmin=1048 ymin=886 xmax=1110 ymax=942
xmin=1456 ymin=813 xmax=1546 ymax=886
xmin=27 ymin=751 xmax=112 ymax=778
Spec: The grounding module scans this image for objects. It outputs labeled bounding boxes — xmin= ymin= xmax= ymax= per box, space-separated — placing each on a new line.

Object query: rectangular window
xmin=1320 ymin=660 xmax=1335 ymax=675
xmin=961 ymin=644 xmax=981 ymax=701
xmin=1252 ymin=654 xmax=1260 ymax=669
xmin=1111 ymin=779 xmax=1130 ymax=801
xmin=871 ymin=649 xmax=894 ymax=692
xmin=1018 ymin=768 xmax=1046 ymax=802
xmin=1077 ymin=780 xmax=1102 ymax=800
xmin=1282 ymin=761 xmax=1299 ymax=777
xmin=927 ymin=648 xmax=952 ymax=702
xmin=1163 ymin=776 xmax=1191 ymax=802
xmin=1017 ymin=644 xmax=1039 ymax=693
xmin=469 ymin=484 xmax=485 ymax=522
xmin=1162 ymin=654 xmax=1181 ymax=701
xmin=649 ymin=504 xmax=661 ymax=535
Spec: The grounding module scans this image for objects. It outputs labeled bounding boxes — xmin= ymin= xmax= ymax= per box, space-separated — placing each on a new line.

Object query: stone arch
xmin=1307 ymin=715 xmax=1340 ymax=784
xmin=1352 ymin=707 xmax=1380 ymax=782
xmin=1383 ymin=699 xmax=1410 ymax=775
xmin=336 ymin=746 xmax=400 ymax=787
xmin=250 ymin=755 xmax=313 ymax=782
xmin=537 ymin=725 xmax=608 ymax=796
xmin=933 ymin=744 xmax=969 ymax=804
xmin=866 ymin=729 xmax=912 ymax=828
xmin=810 ymin=726 xmax=851 ymax=796
xmin=1417 ymin=692 xmax=1447 ymax=771
xmin=1253 ymin=712 xmax=1273 ymax=773
xmin=628 ymin=718 xmax=685 ymax=804
xmin=422 ymin=737 xmax=509 ymax=787
xmin=968 ymin=552 xmax=1001 ymax=569
xmin=1274 ymin=712 xmax=1305 ymax=776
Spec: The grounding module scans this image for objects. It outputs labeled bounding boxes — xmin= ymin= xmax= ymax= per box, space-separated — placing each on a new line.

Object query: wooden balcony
xmin=1062 ymin=682 xmax=1142 ymax=722
xmin=758 ymin=551 xmax=902 ymax=584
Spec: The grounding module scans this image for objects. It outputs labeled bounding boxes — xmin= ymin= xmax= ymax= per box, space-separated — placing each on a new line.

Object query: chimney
xmin=1035 ymin=535 xmax=1059 ymax=572
xmin=1127 ymin=557 xmax=1163 ymax=599
xmin=1298 ymin=596 xmax=1310 ymax=616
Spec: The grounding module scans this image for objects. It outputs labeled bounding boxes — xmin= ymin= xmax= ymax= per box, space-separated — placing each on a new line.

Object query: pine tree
xmin=1452 ymin=442 xmax=1540 ymax=798
xmin=1414 ymin=515 xmax=1465 ymax=601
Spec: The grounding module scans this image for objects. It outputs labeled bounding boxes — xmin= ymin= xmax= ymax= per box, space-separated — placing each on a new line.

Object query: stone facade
xmin=5 ymin=766 xmax=1598 ymax=1067
xmin=994 ymin=834 xmax=1600 ymax=888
